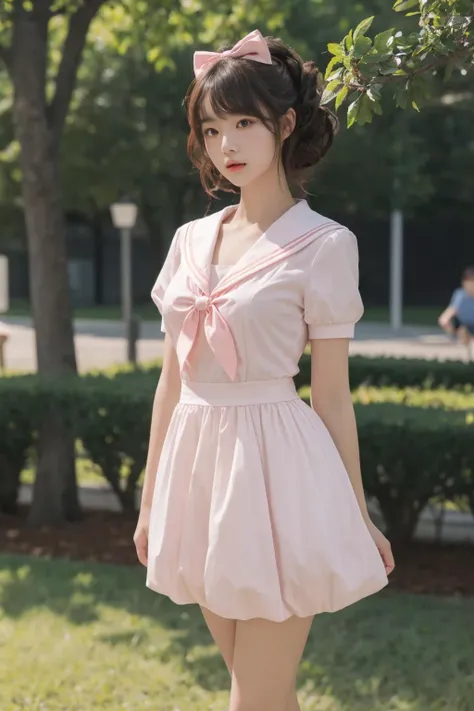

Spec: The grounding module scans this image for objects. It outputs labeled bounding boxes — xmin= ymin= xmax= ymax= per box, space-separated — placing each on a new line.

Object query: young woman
xmin=134 ymin=29 xmax=394 ymax=711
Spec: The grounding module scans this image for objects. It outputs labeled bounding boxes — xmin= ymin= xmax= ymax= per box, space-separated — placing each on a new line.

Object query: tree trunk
xmin=11 ymin=8 xmax=80 ymax=526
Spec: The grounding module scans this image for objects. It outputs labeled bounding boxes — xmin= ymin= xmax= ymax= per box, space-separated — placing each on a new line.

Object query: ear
xmin=280 ymin=108 xmax=296 ymax=141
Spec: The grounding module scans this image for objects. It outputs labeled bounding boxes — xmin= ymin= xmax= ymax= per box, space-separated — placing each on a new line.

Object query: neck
xmin=232 ymin=164 xmax=296 ymax=227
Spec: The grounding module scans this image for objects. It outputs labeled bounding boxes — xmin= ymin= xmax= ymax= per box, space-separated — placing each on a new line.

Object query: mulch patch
xmin=0 ymin=506 xmax=473 ymax=598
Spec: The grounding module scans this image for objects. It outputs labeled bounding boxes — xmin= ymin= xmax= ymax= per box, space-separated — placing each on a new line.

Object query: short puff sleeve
xmin=304 ymin=228 xmax=364 ymax=339
xmin=151 ymin=226 xmax=182 ymax=333
xmin=449 ymin=288 xmax=463 ymax=310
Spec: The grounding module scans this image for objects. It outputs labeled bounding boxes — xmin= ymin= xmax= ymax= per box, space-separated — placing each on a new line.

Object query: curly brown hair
xmin=183 ymin=34 xmax=339 ymax=198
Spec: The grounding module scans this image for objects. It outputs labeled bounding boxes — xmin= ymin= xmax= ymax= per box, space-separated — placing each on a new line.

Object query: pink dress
xmin=146 ymin=199 xmax=388 ymax=621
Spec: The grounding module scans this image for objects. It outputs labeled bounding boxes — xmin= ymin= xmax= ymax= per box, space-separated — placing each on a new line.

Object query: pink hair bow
xmin=193 ymin=29 xmax=272 ymax=78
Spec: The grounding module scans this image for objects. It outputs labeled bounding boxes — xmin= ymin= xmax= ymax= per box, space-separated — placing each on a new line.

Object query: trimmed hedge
xmin=1 ymin=370 xmax=474 ymax=542
xmin=295 ymin=354 xmax=474 ymax=391
xmin=76 ymin=352 xmax=474 ymax=390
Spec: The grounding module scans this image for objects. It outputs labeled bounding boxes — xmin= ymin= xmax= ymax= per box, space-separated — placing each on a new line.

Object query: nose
xmin=221 ymin=132 xmax=238 ymax=154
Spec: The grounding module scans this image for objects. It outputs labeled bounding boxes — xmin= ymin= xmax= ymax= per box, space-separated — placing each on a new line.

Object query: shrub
xmin=0 ymin=376 xmax=37 ymax=514
xmin=2 ymin=360 xmax=474 ymax=538
xmin=295 ymin=354 xmax=474 ymax=390
xmin=73 ymin=376 xmax=153 ymax=512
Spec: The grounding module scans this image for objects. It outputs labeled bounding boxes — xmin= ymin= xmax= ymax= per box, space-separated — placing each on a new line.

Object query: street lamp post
xmin=110 ymin=197 xmax=139 ymax=364
xmin=390 ymin=207 xmax=404 ymax=332
xmin=0 ymin=255 xmax=10 ymax=371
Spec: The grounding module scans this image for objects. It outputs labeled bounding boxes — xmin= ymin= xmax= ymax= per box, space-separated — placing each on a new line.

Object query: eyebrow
xmin=200 ymin=114 xmax=217 ymax=124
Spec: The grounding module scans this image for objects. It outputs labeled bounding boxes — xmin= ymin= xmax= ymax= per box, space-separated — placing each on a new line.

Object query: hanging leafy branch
xmin=322 ymin=0 xmax=474 ymax=126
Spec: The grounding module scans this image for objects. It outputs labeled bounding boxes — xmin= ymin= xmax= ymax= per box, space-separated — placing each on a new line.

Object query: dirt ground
xmin=1 ymin=506 xmax=473 ymax=598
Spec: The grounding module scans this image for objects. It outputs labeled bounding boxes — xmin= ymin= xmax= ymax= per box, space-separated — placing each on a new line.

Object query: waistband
xmin=179 ymin=378 xmax=299 ymax=406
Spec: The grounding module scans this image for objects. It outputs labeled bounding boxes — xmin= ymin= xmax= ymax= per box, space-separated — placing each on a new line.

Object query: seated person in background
xmin=438 ymin=267 xmax=474 ymax=345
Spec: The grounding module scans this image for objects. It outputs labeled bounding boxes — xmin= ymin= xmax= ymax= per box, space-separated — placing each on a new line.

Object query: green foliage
xmin=357 ymin=403 xmax=474 ymax=542
xmin=323 ymin=0 xmax=474 ymax=126
xmin=352 ymin=384 xmax=474 ymax=409
xmin=73 ymin=375 xmax=153 ymax=511
xmin=0 ymin=376 xmax=36 ymax=513
xmin=295 ymin=353 xmax=474 ymax=391
xmin=3 ymin=355 xmax=474 ymax=541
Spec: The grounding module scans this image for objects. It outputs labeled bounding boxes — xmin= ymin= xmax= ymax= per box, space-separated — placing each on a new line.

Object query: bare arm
xmin=438 ymin=305 xmax=456 ymax=327
xmin=309 ymin=337 xmax=370 ymax=523
xmin=309 ymin=337 xmax=394 ymax=575
xmin=134 ymin=334 xmax=181 ymax=565
xmin=140 ymin=334 xmax=182 ymax=511
xmin=311 ymin=338 xmax=395 ymax=575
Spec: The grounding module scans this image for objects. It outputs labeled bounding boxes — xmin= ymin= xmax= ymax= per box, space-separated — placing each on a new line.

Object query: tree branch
xmin=48 ymin=0 xmax=107 ymax=141
xmin=346 ymin=46 xmax=473 ymax=93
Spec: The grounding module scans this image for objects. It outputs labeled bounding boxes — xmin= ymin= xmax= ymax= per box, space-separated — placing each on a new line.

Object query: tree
xmin=0 ymin=0 xmax=290 ymax=524
xmin=0 ymin=0 xmax=111 ymax=525
xmin=323 ymin=0 xmax=474 ymax=126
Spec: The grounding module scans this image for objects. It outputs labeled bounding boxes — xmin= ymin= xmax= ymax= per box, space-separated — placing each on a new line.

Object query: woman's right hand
xmin=133 ymin=506 xmax=151 ymax=567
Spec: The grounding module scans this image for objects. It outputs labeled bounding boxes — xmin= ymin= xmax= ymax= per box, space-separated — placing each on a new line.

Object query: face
xmin=463 ymin=279 xmax=474 ymax=297
xmin=200 ymin=95 xmax=294 ymax=188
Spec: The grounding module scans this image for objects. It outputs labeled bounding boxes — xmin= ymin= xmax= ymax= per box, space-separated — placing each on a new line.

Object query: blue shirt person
xmin=438 ymin=267 xmax=474 ymax=341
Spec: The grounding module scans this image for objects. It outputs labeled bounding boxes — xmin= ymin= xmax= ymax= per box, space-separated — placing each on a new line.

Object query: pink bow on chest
xmin=174 ymin=277 xmax=238 ymax=381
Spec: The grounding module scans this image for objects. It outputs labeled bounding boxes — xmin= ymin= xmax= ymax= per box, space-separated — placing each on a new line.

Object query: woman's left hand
xmin=366 ymin=519 xmax=395 ymax=576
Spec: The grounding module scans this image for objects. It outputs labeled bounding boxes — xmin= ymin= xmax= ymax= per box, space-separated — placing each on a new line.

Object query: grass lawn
xmin=0 ymin=554 xmax=473 ymax=711
xmin=5 ymin=299 xmax=441 ymax=327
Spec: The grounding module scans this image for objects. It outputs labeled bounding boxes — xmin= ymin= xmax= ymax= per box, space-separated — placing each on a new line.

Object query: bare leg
xmin=200 ymin=606 xmax=236 ymax=675
xmin=458 ymin=325 xmax=471 ymax=346
xmin=200 ymin=607 xmax=306 ymax=710
xmin=229 ymin=615 xmax=314 ymax=711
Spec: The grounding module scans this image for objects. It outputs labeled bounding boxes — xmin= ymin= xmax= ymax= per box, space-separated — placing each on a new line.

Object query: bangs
xmin=192 ymin=59 xmax=276 ymax=132
xmin=184 ymin=36 xmax=336 ymax=198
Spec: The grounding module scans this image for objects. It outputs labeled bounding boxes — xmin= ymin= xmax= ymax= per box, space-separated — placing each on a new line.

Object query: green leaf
xmin=324 ymin=56 xmax=342 ymax=79
xmin=353 ymin=16 xmax=375 ymax=41
xmin=358 ymin=94 xmax=374 ymax=125
xmin=362 ymin=50 xmax=385 ymax=65
xmin=394 ymin=86 xmax=409 ymax=109
xmin=347 ymin=96 xmax=361 ymax=128
xmin=321 ymin=80 xmax=344 ymax=105
xmin=328 ymin=42 xmax=344 ymax=57
xmin=345 ymin=29 xmax=354 ymax=51
xmin=343 ymin=55 xmax=354 ymax=70
xmin=325 ymin=68 xmax=344 ymax=83
xmin=412 ymin=100 xmax=420 ymax=112
xmin=372 ymin=99 xmax=383 ymax=115
xmin=393 ymin=0 xmax=419 ymax=11
xmin=335 ymin=85 xmax=349 ymax=110
xmin=367 ymin=85 xmax=381 ymax=101
xmin=354 ymin=35 xmax=372 ymax=58
xmin=374 ymin=28 xmax=395 ymax=52
xmin=379 ymin=64 xmax=400 ymax=75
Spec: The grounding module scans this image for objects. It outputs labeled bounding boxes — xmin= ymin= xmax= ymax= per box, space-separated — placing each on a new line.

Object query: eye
xmin=238 ymin=118 xmax=254 ymax=128
xmin=203 ymin=127 xmax=217 ymax=137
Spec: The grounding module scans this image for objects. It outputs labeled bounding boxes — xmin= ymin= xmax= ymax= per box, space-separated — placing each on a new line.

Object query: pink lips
xmin=227 ymin=163 xmax=246 ymax=172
